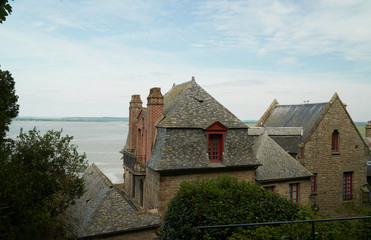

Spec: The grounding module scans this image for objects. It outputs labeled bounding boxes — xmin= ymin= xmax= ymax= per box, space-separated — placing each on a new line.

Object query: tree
xmin=0 ymin=0 xmax=13 ymax=23
xmin=0 ymin=67 xmax=19 ymax=143
xmin=0 ymin=129 xmax=88 ymax=239
xmin=159 ymin=176 xmax=311 ymax=240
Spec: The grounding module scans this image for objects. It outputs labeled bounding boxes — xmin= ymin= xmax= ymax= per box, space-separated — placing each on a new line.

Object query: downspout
xmin=360 ymin=182 xmax=368 ymax=208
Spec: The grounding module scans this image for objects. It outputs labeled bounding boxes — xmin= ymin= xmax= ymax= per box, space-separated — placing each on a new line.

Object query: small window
xmin=206 ymin=122 xmax=227 ymax=163
xmin=311 ymin=174 xmax=317 ymax=193
xmin=208 ymin=134 xmax=222 ymax=162
xmin=265 ymin=186 xmax=275 ymax=192
xmin=332 ymin=130 xmax=339 ymax=152
xmin=343 ymin=172 xmax=352 ymax=201
xmin=289 ymin=183 xmax=299 ymax=202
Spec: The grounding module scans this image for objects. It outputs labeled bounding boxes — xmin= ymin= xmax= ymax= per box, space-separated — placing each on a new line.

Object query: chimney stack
xmin=128 ymin=94 xmax=142 ymax=150
xmin=366 ymin=121 xmax=371 ymax=138
xmin=146 ymin=88 xmax=164 ymax=159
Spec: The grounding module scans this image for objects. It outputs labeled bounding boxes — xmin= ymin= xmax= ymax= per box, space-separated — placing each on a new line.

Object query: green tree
xmin=0 ymin=67 xmax=19 ymax=143
xmin=0 ymin=0 xmax=13 ymax=23
xmin=159 ymin=176 xmax=311 ymax=240
xmin=0 ymin=129 xmax=88 ymax=239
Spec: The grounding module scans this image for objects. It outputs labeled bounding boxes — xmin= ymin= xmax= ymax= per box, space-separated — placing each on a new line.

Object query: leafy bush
xmin=0 ymin=129 xmax=88 ymax=239
xmin=159 ymin=175 xmax=311 ymax=240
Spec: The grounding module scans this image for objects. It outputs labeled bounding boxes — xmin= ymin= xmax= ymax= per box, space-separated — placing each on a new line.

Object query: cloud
xmin=196 ymin=0 xmax=371 ymax=62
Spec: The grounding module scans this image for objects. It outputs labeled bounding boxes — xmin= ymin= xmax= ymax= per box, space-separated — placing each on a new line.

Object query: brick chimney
xmin=366 ymin=121 xmax=371 ymax=138
xmin=128 ymin=94 xmax=142 ymax=150
xmin=146 ymin=88 xmax=164 ymax=158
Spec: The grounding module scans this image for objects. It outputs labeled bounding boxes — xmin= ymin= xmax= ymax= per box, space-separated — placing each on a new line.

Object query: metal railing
xmin=123 ymin=150 xmax=146 ymax=174
xmin=198 ymin=216 xmax=371 ymax=240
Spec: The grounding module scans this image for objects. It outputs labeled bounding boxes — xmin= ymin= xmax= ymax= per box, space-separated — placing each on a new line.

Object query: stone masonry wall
xmin=301 ymin=97 xmax=368 ymax=215
xmin=157 ymin=169 xmax=256 ymax=216
xmin=144 ymin=168 xmax=160 ymax=210
xmin=123 ymin=168 xmax=133 ymax=197
xmin=261 ymin=179 xmax=312 ymax=206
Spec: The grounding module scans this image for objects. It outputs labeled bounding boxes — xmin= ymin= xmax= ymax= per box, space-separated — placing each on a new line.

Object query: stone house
xmin=257 ymin=94 xmax=369 ymax=213
xmin=122 ymin=78 xmax=368 ymax=219
xmin=364 ymin=121 xmax=371 ymax=183
xmin=122 ymin=78 xmax=320 ymax=217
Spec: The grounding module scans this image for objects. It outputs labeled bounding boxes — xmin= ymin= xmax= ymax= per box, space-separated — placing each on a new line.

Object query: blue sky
xmin=1 ymin=0 xmax=370 ymax=121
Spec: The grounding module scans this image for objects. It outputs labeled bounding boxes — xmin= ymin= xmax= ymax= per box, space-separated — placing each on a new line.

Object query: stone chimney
xmin=146 ymin=88 xmax=164 ymax=158
xmin=128 ymin=94 xmax=142 ymax=150
xmin=366 ymin=121 xmax=371 ymax=138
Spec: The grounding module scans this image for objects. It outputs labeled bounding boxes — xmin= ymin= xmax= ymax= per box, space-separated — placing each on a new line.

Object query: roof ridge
xmin=276 ymin=102 xmax=328 ymax=106
xmin=92 ymin=163 xmax=113 ymax=188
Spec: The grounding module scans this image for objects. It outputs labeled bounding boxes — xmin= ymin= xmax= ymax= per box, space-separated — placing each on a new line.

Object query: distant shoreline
xmin=14 ymin=117 xmax=129 ymax=122
xmin=12 ymin=117 xmax=368 ymax=126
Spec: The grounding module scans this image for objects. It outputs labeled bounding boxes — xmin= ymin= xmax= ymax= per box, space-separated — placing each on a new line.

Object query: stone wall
xmin=144 ymin=168 xmax=160 ymax=210
xmin=261 ymin=179 xmax=312 ymax=206
xmin=300 ymin=96 xmax=368 ymax=214
xmin=123 ymin=168 xmax=133 ymax=197
xmin=157 ymin=169 xmax=256 ymax=216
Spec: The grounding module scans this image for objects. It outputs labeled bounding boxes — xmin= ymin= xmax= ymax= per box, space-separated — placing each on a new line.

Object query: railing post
xmin=312 ymin=221 xmax=315 ymax=240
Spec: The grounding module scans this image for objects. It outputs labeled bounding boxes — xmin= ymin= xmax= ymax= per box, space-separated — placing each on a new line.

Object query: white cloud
xmin=197 ymin=0 xmax=371 ymax=61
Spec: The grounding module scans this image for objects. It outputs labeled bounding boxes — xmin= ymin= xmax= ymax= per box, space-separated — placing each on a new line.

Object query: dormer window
xmin=206 ymin=122 xmax=227 ymax=163
xmin=332 ymin=130 xmax=339 ymax=153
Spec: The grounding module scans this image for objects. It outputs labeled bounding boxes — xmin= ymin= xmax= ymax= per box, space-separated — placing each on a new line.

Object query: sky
xmin=1 ymin=0 xmax=370 ymax=121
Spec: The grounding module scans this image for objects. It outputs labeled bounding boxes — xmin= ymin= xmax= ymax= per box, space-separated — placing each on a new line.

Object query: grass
xmin=357 ymin=126 xmax=366 ymax=137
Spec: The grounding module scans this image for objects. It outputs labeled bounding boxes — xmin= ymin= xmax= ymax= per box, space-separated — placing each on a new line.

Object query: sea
xmin=7 ymin=120 xmax=128 ymax=184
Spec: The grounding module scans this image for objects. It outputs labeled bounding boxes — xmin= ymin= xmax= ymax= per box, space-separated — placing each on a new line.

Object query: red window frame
xmin=311 ymin=174 xmax=317 ymax=193
xmin=332 ymin=130 xmax=339 ymax=152
xmin=206 ymin=122 xmax=227 ymax=163
xmin=265 ymin=186 xmax=275 ymax=192
xmin=343 ymin=172 xmax=352 ymax=200
xmin=289 ymin=183 xmax=299 ymax=202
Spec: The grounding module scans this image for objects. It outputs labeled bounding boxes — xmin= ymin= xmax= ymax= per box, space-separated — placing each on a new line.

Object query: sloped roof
xmin=66 ymin=164 xmax=161 ymax=238
xmin=262 ymin=103 xmax=328 ymax=139
xmin=253 ymin=134 xmax=312 ymax=182
xmin=157 ymin=78 xmax=247 ymax=129
xmin=146 ymin=128 xmax=259 ymax=171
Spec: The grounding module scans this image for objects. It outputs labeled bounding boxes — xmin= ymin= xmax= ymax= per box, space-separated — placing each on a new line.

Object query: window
xmin=311 ymin=174 xmax=317 ymax=193
xmin=332 ymin=130 xmax=339 ymax=152
xmin=265 ymin=186 xmax=275 ymax=192
xmin=289 ymin=183 xmax=299 ymax=202
xmin=208 ymin=134 xmax=222 ymax=162
xmin=343 ymin=172 xmax=352 ymax=200
xmin=206 ymin=122 xmax=227 ymax=163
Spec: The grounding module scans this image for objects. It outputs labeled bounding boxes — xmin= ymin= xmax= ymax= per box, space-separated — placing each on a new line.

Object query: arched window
xmin=332 ymin=130 xmax=339 ymax=152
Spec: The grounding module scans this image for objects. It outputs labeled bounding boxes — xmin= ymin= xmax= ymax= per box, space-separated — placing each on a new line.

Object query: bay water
xmin=8 ymin=121 xmax=128 ymax=183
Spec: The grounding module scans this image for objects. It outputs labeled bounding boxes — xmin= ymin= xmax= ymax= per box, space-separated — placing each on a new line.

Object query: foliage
xmin=0 ymin=0 xmax=13 ymax=23
xmin=228 ymin=201 xmax=371 ymax=240
xmin=0 ymin=129 xmax=88 ymax=240
xmin=0 ymin=67 xmax=19 ymax=143
xmin=159 ymin=176 xmax=311 ymax=240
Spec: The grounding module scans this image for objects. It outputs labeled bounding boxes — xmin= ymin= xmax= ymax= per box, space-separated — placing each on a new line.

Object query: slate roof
xmin=157 ymin=78 xmax=247 ymax=129
xmin=248 ymin=127 xmax=303 ymax=136
xmin=262 ymin=103 xmax=328 ymax=139
xmin=147 ymin=128 xmax=259 ymax=171
xmin=252 ymin=134 xmax=312 ymax=182
xmin=66 ymin=164 xmax=161 ymax=238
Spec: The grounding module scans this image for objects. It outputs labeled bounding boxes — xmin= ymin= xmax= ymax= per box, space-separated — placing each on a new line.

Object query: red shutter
xmin=343 ymin=172 xmax=352 ymax=200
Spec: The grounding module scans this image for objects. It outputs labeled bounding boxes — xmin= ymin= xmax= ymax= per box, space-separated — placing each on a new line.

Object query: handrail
xmin=122 ymin=150 xmax=146 ymax=174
